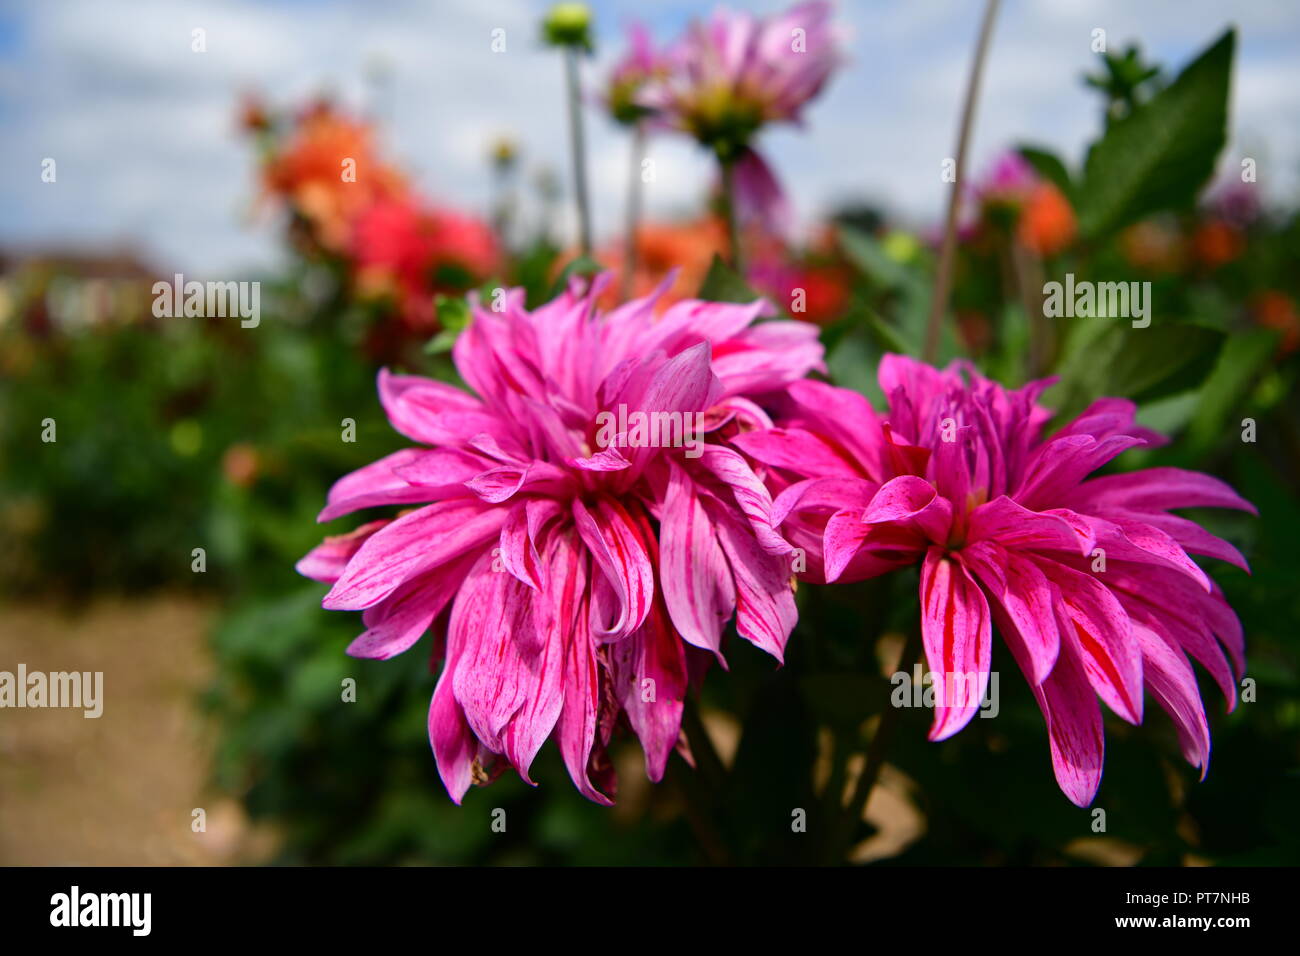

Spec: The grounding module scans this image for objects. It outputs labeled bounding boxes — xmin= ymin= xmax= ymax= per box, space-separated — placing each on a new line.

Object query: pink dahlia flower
xmin=298 ymin=274 xmax=823 ymax=804
xmin=602 ymin=22 xmax=670 ymax=126
xmin=640 ymin=1 xmax=840 ymax=233
xmin=732 ymin=354 xmax=1254 ymax=806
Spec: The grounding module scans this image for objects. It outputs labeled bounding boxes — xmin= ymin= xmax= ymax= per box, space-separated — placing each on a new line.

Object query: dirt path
xmin=0 ymin=594 xmax=263 ymax=865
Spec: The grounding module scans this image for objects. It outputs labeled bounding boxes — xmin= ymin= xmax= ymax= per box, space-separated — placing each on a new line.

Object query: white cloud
xmin=0 ymin=0 xmax=1296 ymax=275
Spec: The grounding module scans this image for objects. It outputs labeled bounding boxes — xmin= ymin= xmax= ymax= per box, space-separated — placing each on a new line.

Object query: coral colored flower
xmin=1191 ymin=219 xmax=1245 ymax=270
xmin=585 ymin=217 xmax=728 ymax=310
xmin=1251 ymin=290 xmax=1299 ymax=355
xmin=261 ymin=104 xmax=406 ymax=252
xmin=298 ymin=274 xmax=823 ymax=803
xmin=976 ymin=152 xmax=1076 ymax=256
xmin=640 ymin=1 xmax=840 ymax=231
xmin=1018 ymin=183 xmax=1076 ymax=256
xmin=351 ymin=197 xmax=499 ymax=334
xmin=733 ymin=355 xmax=1254 ymax=806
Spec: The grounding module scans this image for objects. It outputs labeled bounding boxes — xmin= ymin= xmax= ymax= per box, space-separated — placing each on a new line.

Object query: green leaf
xmin=1076 ymin=29 xmax=1234 ymax=239
xmin=1049 ymin=318 xmax=1223 ymax=419
xmin=423 ymin=295 xmax=472 ymax=354
xmin=697 ymin=253 xmax=762 ymax=304
xmin=837 ymin=225 xmax=910 ymax=289
xmin=1187 ymin=329 xmax=1280 ymax=453
xmin=545 ymin=255 xmax=603 ymax=300
xmin=1016 ymin=145 xmax=1073 ymax=201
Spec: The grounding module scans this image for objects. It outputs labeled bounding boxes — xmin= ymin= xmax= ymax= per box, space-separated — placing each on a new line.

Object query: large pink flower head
xmin=733 ymin=354 xmax=1255 ymax=806
xmin=298 ymin=273 xmax=823 ymax=804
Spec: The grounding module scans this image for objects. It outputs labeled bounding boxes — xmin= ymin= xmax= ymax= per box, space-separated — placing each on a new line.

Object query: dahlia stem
xmin=720 ymin=156 xmax=745 ymax=274
xmin=563 ymin=45 xmax=593 ymax=257
xmin=923 ymin=0 xmax=1001 ymax=364
xmin=832 ymin=627 xmax=923 ymax=862
xmin=1012 ymin=240 xmax=1050 ymax=376
xmin=620 ymin=123 xmax=646 ymax=301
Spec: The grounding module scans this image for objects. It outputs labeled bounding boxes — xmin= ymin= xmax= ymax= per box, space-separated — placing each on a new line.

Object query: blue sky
xmin=1 ymin=0 xmax=1297 ymax=276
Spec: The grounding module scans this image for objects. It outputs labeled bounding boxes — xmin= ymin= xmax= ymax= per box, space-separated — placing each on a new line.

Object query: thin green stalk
xmin=923 ymin=0 xmax=1001 ymax=364
xmin=832 ymin=627 xmax=923 ymax=862
xmin=620 ymin=124 xmax=646 ymax=301
xmin=563 ymin=45 xmax=592 ymax=257
xmin=720 ymin=157 xmax=744 ymax=274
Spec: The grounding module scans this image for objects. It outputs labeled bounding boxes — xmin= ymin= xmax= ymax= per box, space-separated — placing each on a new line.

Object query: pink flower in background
xmin=733 ymin=354 xmax=1254 ymax=805
xmin=603 ymin=22 xmax=671 ymax=125
xmin=298 ymin=274 xmax=823 ymax=804
xmin=640 ymin=0 xmax=841 ymax=234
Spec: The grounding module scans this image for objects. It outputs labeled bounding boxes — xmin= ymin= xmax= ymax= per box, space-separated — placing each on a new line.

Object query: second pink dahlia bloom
xmin=733 ymin=355 xmax=1254 ymax=806
xmin=299 ymin=274 xmax=822 ymax=804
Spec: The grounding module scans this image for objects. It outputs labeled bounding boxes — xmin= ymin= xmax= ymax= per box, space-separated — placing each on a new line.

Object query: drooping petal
xmin=1038 ymin=560 xmax=1144 ymax=725
xmin=323 ymin=498 xmax=506 ymax=610
xmin=572 ymin=498 xmax=655 ymax=641
xmin=658 ymin=461 xmax=735 ymax=657
xmin=1068 ymin=466 xmax=1258 ymax=516
xmin=347 ymin=552 xmax=477 ymax=660
xmin=296 ymin=519 xmax=389 ymax=583
xmin=449 ymin=552 xmax=563 ymax=784
xmin=962 ymin=541 xmax=1060 ymax=685
xmin=711 ymin=505 xmax=797 ymax=662
xmin=919 ymin=547 xmax=992 ymax=741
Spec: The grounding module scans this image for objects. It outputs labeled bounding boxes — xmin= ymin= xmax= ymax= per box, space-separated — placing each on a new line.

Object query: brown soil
xmin=0 ymin=594 xmax=267 ymax=865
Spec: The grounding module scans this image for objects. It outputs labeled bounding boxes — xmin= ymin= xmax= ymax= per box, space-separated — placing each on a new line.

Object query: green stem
xmin=923 ymin=0 xmax=1001 ymax=364
xmin=832 ymin=627 xmax=923 ymax=862
xmin=620 ymin=124 xmax=646 ymax=301
xmin=720 ymin=157 xmax=744 ymax=275
xmin=563 ymin=45 xmax=592 ymax=257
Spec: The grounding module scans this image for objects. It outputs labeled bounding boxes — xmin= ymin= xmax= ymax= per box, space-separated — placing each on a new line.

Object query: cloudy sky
xmin=1 ymin=0 xmax=1297 ymax=276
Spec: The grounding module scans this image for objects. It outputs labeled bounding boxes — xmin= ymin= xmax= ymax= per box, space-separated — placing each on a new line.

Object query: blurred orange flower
xmin=261 ymin=104 xmax=406 ymax=252
xmin=1191 ymin=219 xmax=1245 ymax=271
xmin=1017 ymin=183 xmax=1076 ymax=257
xmin=583 ymin=218 xmax=728 ymax=310
xmin=1252 ymin=290 xmax=1299 ymax=354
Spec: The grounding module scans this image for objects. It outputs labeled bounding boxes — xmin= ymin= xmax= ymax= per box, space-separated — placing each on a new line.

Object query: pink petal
xmin=449 ymin=553 xmax=563 ymax=784
xmin=711 ymin=505 xmax=797 ymax=662
xmin=572 ymin=498 xmax=655 ymax=641
xmin=611 ymin=597 xmax=687 ymax=782
xmin=1069 ymin=466 xmax=1257 ymax=515
xmin=347 ymin=553 xmax=476 ymax=660
xmin=962 ymin=541 xmax=1060 ymax=685
xmin=323 ymin=498 xmax=506 ymax=610
xmin=659 ymin=462 xmax=736 ymax=658
xmin=296 ymin=519 xmax=389 ymax=583
xmin=919 ymin=548 xmax=992 ymax=741
xmin=1038 ymin=560 xmax=1144 ymax=725
xmin=967 ymin=495 xmax=1094 ymax=556
xmin=730 ymin=427 xmax=859 ymax=478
